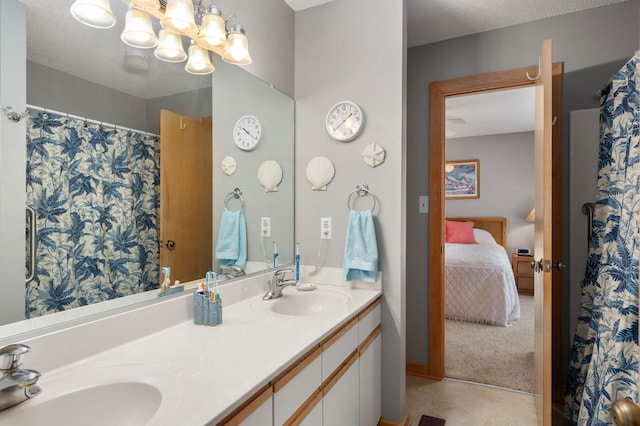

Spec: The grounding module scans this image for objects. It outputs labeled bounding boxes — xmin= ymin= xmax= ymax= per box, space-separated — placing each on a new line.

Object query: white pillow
xmin=473 ymin=228 xmax=496 ymax=244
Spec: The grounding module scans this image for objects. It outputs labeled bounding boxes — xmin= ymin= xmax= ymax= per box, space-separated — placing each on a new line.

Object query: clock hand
xmin=241 ymin=126 xmax=257 ymax=141
xmin=333 ymin=113 xmax=353 ymax=131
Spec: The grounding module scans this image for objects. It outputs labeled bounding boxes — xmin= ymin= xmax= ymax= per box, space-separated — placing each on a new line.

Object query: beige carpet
xmin=444 ymin=295 xmax=534 ymax=393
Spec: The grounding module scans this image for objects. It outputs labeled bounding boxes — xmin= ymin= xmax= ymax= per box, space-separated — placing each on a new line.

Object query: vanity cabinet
xmin=218 ymin=297 xmax=382 ymax=426
xmin=223 ymin=385 xmax=273 ymax=425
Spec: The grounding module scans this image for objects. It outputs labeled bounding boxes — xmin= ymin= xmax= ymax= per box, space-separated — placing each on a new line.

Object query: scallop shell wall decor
xmin=362 ymin=143 xmax=386 ymax=168
xmin=306 ymin=156 xmax=335 ymax=191
xmin=257 ymin=160 xmax=283 ymax=192
xmin=221 ymin=156 xmax=238 ymax=176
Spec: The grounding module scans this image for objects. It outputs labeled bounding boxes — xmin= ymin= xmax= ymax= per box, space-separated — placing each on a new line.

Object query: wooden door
xmin=160 ymin=110 xmax=212 ymax=284
xmin=533 ymin=39 xmax=554 ymax=426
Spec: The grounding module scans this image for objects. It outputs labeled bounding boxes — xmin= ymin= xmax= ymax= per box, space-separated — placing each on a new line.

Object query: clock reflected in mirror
xmin=233 ymin=115 xmax=262 ymax=151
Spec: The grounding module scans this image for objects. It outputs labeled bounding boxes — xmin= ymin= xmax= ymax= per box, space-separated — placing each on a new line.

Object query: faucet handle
xmin=273 ymin=268 xmax=293 ymax=278
xmin=0 ymin=344 xmax=30 ymax=371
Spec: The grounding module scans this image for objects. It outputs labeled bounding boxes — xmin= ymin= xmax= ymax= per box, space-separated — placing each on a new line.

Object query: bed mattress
xmin=445 ymin=242 xmax=520 ymax=326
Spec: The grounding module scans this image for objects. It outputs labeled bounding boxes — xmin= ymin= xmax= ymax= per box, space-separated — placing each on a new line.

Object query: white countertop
xmin=0 ymin=273 xmax=381 ymax=425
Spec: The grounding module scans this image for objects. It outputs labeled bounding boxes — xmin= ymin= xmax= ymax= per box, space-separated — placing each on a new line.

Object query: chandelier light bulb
xmin=121 ymin=6 xmax=158 ymax=48
xmin=70 ymin=0 xmax=116 ymax=29
xmin=196 ymin=7 xmax=228 ymax=54
xmin=222 ymin=24 xmax=252 ymax=66
xmin=130 ymin=0 xmax=161 ymax=12
xmin=161 ymin=0 xmax=198 ymax=35
xmin=185 ymin=42 xmax=214 ymax=75
xmin=154 ymin=29 xmax=187 ymax=63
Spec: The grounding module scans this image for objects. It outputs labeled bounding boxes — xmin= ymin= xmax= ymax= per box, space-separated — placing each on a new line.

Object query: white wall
xmin=294 ymin=0 xmax=406 ymax=421
xmin=446 ymin=132 xmax=535 ymax=254
xmin=0 ymin=0 xmax=27 ymax=325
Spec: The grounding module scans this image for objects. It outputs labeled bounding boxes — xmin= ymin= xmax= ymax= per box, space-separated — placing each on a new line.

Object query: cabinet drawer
xmin=221 ymin=385 xmax=273 ymax=426
xmin=321 ymin=317 xmax=358 ymax=381
xmin=516 ymin=260 xmax=534 ymax=276
xmin=358 ymin=298 xmax=381 ymax=345
xmin=518 ymin=276 xmax=534 ymax=293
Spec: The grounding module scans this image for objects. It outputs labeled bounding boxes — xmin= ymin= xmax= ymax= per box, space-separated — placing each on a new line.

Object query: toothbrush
xmin=213 ymin=272 xmax=221 ymax=301
xmin=273 ymin=240 xmax=278 ymax=268
xmin=295 ymin=242 xmax=300 ymax=281
xmin=205 ymin=271 xmax=211 ymax=299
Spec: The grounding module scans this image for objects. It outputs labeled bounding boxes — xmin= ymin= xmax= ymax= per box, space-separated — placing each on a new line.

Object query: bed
xmin=445 ymin=217 xmax=520 ymax=326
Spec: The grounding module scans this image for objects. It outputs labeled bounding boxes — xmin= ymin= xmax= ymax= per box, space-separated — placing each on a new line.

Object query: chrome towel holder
xmin=224 ymin=188 xmax=245 ymax=213
xmin=347 ymin=183 xmax=377 ymax=212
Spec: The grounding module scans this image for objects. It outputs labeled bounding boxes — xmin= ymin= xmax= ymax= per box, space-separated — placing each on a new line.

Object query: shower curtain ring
xmin=2 ymin=106 xmax=28 ymax=122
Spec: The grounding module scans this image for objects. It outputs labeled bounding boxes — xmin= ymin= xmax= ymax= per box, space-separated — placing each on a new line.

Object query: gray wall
xmin=294 ymin=0 xmax=406 ymax=421
xmin=217 ymin=0 xmax=295 ymax=98
xmin=213 ymin=59 xmax=294 ymax=271
xmin=406 ymin=0 xmax=639 ymax=384
xmin=446 ymin=132 xmax=535 ymax=254
xmin=0 ymin=0 xmax=27 ymax=325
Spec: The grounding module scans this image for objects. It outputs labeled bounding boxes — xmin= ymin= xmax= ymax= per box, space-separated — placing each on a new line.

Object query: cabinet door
xmin=322 ymin=318 xmax=358 ymax=381
xmin=224 ymin=386 xmax=273 ymax=426
xmin=359 ymin=332 xmax=381 ymax=426
xmin=274 ymin=348 xmax=322 ymax=425
xmin=323 ymin=353 xmax=359 ymax=426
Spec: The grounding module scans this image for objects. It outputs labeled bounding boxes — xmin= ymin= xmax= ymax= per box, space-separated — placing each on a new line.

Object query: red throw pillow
xmin=445 ymin=220 xmax=477 ymax=244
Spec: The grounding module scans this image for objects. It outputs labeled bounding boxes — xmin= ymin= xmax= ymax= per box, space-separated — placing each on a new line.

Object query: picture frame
xmin=445 ymin=159 xmax=480 ymax=199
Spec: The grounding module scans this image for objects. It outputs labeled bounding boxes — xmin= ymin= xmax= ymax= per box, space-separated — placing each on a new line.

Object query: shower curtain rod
xmin=26 ymin=104 xmax=158 ymax=138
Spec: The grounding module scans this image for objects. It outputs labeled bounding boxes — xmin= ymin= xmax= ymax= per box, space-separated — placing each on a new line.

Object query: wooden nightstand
xmin=512 ymin=253 xmax=534 ymax=295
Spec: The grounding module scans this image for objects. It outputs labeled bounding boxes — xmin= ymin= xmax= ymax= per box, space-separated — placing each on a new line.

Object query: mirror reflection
xmin=3 ymin=0 xmax=294 ymax=329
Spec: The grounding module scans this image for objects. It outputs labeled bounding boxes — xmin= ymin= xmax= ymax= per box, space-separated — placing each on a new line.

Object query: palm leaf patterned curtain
xmin=25 ymin=111 xmax=160 ymax=318
xmin=566 ymin=52 xmax=640 ymax=425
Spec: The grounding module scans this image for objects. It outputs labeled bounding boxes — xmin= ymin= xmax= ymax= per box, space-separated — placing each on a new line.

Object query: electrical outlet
xmin=321 ymin=217 xmax=332 ymax=239
xmin=261 ymin=217 xmax=271 ymax=237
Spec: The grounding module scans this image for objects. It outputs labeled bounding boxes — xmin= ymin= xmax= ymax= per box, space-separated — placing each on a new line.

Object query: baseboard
xmin=406 ymin=362 xmax=441 ymax=380
xmin=379 ymin=411 xmax=411 ymax=426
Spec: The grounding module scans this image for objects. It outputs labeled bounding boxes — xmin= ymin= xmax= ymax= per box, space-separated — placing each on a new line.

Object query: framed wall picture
xmin=445 ymin=159 xmax=480 ymax=199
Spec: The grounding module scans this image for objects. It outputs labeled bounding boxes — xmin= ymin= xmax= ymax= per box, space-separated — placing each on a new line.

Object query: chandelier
xmin=69 ymin=0 xmax=252 ymax=76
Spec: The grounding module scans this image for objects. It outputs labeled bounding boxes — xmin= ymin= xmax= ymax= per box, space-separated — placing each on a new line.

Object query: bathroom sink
xmin=0 ymin=365 xmax=182 ymax=426
xmin=269 ymin=288 xmax=352 ymax=316
xmin=0 ymin=382 xmax=161 ymax=426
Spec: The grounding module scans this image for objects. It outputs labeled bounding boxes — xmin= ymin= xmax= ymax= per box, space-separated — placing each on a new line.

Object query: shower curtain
xmin=565 ymin=52 xmax=640 ymax=425
xmin=25 ymin=110 xmax=160 ymax=318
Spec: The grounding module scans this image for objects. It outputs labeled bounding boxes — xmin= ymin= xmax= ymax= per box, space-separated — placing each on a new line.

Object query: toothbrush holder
xmin=193 ymin=291 xmax=222 ymax=326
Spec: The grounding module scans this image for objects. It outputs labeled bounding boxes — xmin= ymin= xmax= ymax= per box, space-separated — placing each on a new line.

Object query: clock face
xmin=233 ymin=115 xmax=262 ymax=151
xmin=325 ymin=101 xmax=364 ymax=142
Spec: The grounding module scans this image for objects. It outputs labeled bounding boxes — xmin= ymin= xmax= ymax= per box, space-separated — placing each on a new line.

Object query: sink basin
xmin=0 ymin=365 xmax=182 ymax=426
xmin=269 ymin=288 xmax=352 ymax=316
xmin=0 ymin=382 xmax=161 ymax=426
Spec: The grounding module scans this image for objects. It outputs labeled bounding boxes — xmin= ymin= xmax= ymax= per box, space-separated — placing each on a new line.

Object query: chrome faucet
xmin=224 ymin=264 xmax=245 ymax=279
xmin=263 ymin=268 xmax=298 ymax=300
xmin=0 ymin=344 xmax=41 ymax=412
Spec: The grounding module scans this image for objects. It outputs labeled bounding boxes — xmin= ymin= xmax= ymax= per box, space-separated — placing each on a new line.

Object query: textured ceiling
xmin=285 ymin=0 xmax=627 ymax=47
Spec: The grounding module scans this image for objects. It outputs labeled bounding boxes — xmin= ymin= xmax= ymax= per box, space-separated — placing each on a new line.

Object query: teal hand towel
xmin=343 ymin=210 xmax=378 ymax=282
xmin=215 ymin=210 xmax=247 ymax=270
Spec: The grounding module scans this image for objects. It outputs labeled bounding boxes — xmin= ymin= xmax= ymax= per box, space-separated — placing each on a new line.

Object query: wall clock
xmin=325 ymin=101 xmax=364 ymax=142
xmin=233 ymin=115 xmax=262 ymax=151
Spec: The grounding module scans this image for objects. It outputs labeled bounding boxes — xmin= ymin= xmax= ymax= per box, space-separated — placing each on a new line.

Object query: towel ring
xmin=347 ymin=183 xmax=376 ymax=212
xmin=224 ymin=188 xmax=245 ymax=213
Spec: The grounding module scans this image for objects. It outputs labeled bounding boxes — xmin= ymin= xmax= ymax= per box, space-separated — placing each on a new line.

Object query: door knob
xmin=166 ymin=240 xmax=176 ymax=250
xmin=611 ymin=398 xmax=640 ymax=426
xmin=553 ymin=261 xmax=566 ymax=271
xmin=530 ymin=259 xmax=543 ymax=273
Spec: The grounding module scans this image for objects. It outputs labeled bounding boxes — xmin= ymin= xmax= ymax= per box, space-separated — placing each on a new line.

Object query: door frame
xmin=426 ymin=64 xmax=563 ymax=400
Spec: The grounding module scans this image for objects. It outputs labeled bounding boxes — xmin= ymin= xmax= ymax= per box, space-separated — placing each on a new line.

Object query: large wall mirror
xmin=0 ymin=0 xmax=294 ymax=333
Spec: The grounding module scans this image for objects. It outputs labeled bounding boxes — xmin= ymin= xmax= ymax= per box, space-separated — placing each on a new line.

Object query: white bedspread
xmin=445 ymin=242 xmax=520 ymax=326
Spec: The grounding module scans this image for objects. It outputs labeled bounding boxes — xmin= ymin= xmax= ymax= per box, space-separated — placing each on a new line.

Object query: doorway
xmin=425 ymin=62 xmax=564 ymax=406
xmin=443 ymin=87 xmax=536 ymax=392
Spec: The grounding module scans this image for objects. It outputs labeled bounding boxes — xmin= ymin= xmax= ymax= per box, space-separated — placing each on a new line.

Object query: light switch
xmin=419 ymin=196 xmax=429 ymax=214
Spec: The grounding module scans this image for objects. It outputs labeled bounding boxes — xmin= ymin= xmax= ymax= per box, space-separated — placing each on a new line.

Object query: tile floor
xmin=406 ymin=375 xmax=537 ymax=426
